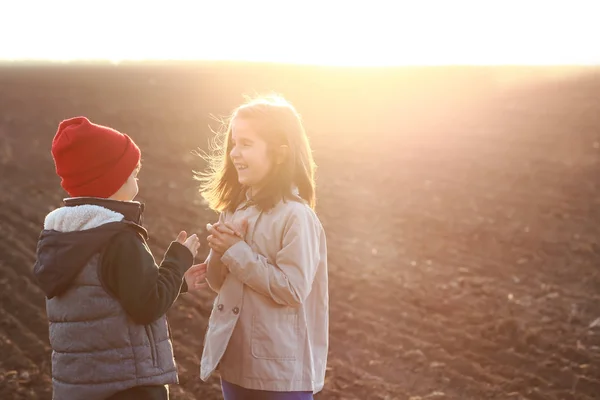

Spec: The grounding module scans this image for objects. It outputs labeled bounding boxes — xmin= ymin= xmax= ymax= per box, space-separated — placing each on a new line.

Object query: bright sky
xmin=1 ymin=0 xmax=599 ymax=66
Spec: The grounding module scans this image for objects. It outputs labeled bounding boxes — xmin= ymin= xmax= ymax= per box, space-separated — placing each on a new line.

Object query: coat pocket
xmin=145 ymin=325 xmax=158 ymax=367
xmin=251 ymin=312 xmax=298 ymax=361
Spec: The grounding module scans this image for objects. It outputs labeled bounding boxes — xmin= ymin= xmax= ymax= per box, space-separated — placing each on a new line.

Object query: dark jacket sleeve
xmin=100 ymin=230 xmax=193 ymax=325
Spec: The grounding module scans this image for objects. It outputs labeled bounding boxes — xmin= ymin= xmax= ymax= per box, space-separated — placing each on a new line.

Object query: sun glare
xmin=1 ymin=1 xmax=599 ymax=66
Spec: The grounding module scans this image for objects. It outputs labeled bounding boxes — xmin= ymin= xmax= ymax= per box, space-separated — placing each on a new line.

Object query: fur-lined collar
xmin=44 ymin=205 xmax=124 ymax=232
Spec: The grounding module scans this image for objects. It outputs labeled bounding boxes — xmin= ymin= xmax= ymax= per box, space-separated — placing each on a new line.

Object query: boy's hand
xmin=176 ymin=231 xmax=200 ymax=258
xmin=184 ymin=263 xmax=207 ymax=291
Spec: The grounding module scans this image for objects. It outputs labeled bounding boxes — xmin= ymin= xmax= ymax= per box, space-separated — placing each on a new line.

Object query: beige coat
xmin=200 ymin=195 xmax=329 ymax=393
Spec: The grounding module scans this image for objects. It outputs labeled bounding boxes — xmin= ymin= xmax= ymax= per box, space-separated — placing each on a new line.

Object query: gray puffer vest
xmin=35 ymin=204 xmax=177 ymax=400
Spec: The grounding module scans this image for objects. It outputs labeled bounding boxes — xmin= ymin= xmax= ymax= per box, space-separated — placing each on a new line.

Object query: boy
xmin=33 ymin=117 xmax=207 ymax=400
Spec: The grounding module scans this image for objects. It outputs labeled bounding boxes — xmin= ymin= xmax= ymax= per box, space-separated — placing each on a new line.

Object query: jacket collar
xmin=64 ymin=197 xmax=145 ymax=226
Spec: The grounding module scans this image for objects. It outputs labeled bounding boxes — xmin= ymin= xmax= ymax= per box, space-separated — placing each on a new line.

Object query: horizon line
xmin=1 ymin=58 xmax=599 ymax=68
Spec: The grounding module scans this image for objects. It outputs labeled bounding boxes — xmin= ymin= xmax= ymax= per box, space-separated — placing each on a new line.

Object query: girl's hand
xmin=184 ymin=263 xmax=207 ymax=291
xmin=206 ymin=219 xmax=248 ymax=238
xmin=207 ymin=227 xmax=243 ymax=254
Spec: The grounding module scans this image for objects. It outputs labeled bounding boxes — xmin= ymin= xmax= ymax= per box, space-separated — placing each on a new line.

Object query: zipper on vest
xmin=145 ymin=325 xmax=158 ymax=367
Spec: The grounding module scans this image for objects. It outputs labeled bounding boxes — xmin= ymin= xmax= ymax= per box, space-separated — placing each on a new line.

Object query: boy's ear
xmin=276 ymin=145 xmax=289 ymax=165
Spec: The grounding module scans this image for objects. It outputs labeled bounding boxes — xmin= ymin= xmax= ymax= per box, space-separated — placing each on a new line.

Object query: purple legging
xmin=221 ymin=380 xmax=314 ymax=400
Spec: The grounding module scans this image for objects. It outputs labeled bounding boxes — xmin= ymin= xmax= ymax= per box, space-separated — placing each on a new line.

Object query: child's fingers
xmin=211 ymin=229 xmax=227 ymax=241
xmin=196 ymin=268 xmax=207 ymax=277
xmin=218 ymin=226 xmax=238 ymax=237
xmin=195 ymin=273 xmax=207 ymax=281
xmin=189 ymin=271 xmax=205 ymax=281
xmin=209 ymin=223 xmax=234 ymax=236
xmin=176 ymin=231 xmax=187 ymax=244
xmin=208 ymin=233 xmax=223 ymax=242
xmin=207 ymin=242 xmax=223 ymax=254
xmin=206 ymin=223 xmax=220 ymax=233
xmin=184 ymin=235 xmax=199 ymax=251
xmin=190 ymin=263 xmax=207 ymax=271
xmin=194 ymin=280 xmax=207 ymax=290
xmin=207 ymin=235 xmax=219 ymax=249
xmin=223 ymin=222 xmax=244 ymax=237
xmin=208 ymin=222 xmax=243 ymax=238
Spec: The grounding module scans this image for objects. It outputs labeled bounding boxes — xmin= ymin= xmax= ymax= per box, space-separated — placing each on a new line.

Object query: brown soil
xmin=0 ymin=63 xmax=599 ymax=400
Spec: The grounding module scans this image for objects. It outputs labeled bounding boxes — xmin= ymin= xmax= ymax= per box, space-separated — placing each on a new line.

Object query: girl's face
xmin=229 ymin=117 xmax=274 ymax=194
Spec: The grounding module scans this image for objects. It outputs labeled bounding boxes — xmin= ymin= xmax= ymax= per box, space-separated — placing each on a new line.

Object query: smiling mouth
xmin=234 ymin=163 xmax=248 ymax=171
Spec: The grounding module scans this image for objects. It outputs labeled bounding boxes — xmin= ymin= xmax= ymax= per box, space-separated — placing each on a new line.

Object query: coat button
xmin=217 ymin=304 xmax=224 ymax=311
xmin=232 ymin=307 xmax=239 ymax=315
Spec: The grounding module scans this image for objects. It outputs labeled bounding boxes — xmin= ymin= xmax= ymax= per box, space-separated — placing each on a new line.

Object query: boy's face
xmin=109 ymin=166 xmax=140 ymax=201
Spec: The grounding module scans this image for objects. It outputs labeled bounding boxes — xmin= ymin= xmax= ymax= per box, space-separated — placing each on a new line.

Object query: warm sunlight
xmin=2 ymin=0 xmax=599 ymax=66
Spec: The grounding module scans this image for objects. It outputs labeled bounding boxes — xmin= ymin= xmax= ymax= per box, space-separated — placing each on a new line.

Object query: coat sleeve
xmin=100 ymin=230 xmax=193 ymax=324
xmin=205 ymin=213 xmax=229 ymax=293
xmin=220 ymin=207 xmax=321 ymax=307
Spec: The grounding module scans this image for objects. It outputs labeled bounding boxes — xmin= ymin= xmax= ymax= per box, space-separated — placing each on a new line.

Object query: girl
xmin=197 ymin=95 xmax=329 ymax=399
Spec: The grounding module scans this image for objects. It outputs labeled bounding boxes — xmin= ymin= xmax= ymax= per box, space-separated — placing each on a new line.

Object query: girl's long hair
xmin=197 ymin=95 xmax=316 ymax=213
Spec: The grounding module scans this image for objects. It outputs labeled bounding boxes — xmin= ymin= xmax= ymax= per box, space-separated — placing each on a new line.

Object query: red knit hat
xmin=51 ymin=117 xmax=141 ymax=198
